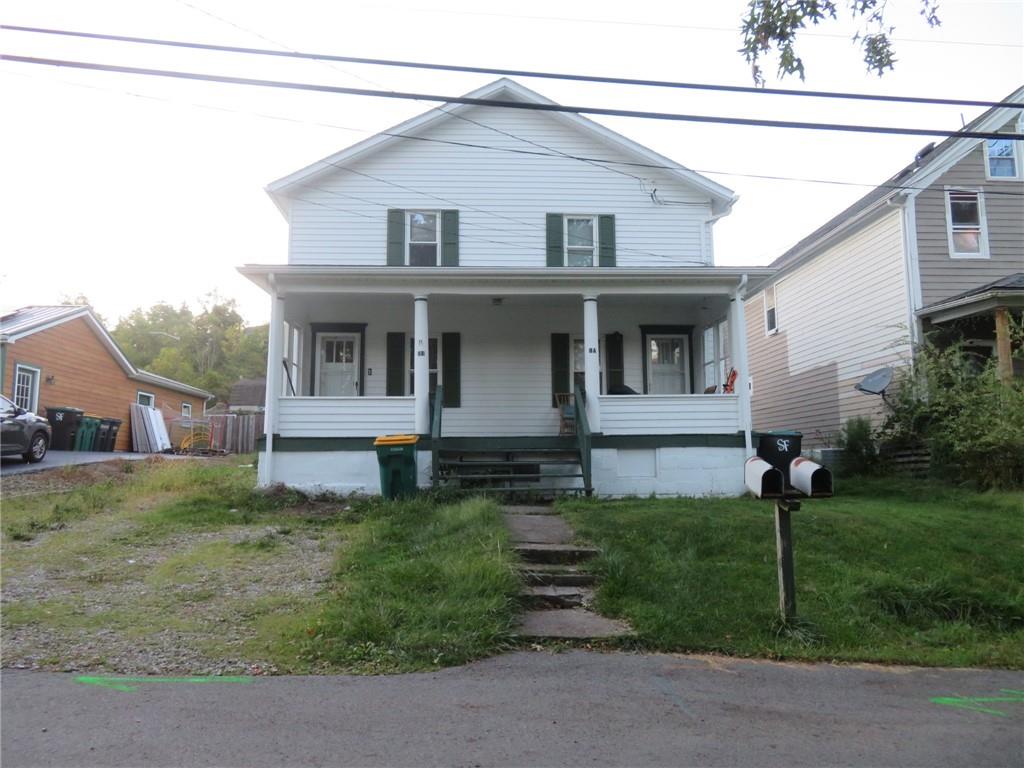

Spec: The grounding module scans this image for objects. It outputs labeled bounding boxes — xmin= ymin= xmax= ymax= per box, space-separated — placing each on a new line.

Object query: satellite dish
xmin=854 ymin=367 xmax=894 ymax=397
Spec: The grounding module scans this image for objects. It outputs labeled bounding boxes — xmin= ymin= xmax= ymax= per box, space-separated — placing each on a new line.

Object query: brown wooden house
xmin=0 ymin=306 xmax=211 ymax=451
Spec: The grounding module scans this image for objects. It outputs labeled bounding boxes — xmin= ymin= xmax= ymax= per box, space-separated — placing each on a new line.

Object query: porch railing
xmin=276 ymin=396 xmax=414 ymax=437
xmin=431 ymin=386 xmax=444 ymax=486
xmin=598 ymin=394 xmax=740 ymax=435
xmin=574 ymin=382 xmax=593 ymax=496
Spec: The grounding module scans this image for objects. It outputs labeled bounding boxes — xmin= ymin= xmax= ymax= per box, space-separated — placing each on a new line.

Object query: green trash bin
xmin=74 ymin=415 xmax=102 ymax=451
xmin=374 ymin=434 xmax=420 ymax=499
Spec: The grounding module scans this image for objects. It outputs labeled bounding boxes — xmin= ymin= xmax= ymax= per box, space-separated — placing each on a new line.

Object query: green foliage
xmin=111 ymin=293 xmax=268 ymax=403
xmin=837 ymin=415 xmax=878 ymax=476
xmin=560 ymin=479 xmax=1024 ymax=668
xmin=740 ymin=0 xmax=941 ymax=85
xmin=879 ymin=339 xmax=1024 ymax=489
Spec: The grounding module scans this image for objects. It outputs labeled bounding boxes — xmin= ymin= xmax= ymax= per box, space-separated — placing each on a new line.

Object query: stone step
xmin=519 ymin=564 xmax=596 ymax=587
xmin=503 ymin=513 xmax=574 ymax=545
xmin=520 ymin=585 xmax=592 ymax=609
xmin=514 ymin=608 xmax=633 ymax=640
xmin=515 ymin=543 xmax=599 ymax=565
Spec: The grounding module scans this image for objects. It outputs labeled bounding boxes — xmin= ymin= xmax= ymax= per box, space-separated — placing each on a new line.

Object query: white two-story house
xmin=240 ymin=78 xmax=771 ymax=496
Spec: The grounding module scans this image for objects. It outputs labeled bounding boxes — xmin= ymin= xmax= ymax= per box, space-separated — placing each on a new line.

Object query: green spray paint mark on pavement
xmin=75 ymin=676 xmax=254 ymax=692
xmin=930 ymin=690 xmax=1024 ymax=718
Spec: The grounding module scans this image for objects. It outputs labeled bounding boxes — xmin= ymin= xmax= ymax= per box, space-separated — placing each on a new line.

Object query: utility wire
xmin=5 ymin=67 xmax=1023 ymax=198
xmin=3 ymin=54 xmax=1022 ymax=142
xmin=4 ymin=24 xmax=1022 ymax=110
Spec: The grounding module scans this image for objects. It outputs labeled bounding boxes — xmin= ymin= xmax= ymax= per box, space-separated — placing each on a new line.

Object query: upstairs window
xmin=565 ymin=216 xmax=597 ymax=266
xmin=407 ymin=211 xmax=439 ymax=266
xmin=764 ymin=285 xmax=778 ymax=335
xmin=945 ymin=190 xmax=989 ymax=259
xmin=985 ymin=137 xmax=1019 ymax=178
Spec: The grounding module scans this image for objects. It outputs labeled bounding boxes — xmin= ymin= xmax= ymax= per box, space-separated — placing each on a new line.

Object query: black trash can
xmin=96 ymin=419 xmax=113 ymax=452
xmin=45 ymin=407 xmax=83 ymax=451
xmin=757 ymin=430 xmax=802 ymax=485
xmin=104 ymin=418 xmax=122 ymax=452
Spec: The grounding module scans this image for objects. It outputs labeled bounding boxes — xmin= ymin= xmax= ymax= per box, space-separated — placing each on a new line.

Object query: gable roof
xmin=764 ymin=85 xmax=1024 ymax=281
xmin=266 ymin=77 xmax=737 ymax=216
xmin=229 ymin=378 xmax=266 ymax=407
xmin=0 ymin=305 xmax=213 ymax=400
xmin=917 ymin=271 xmax=1024 ymax=322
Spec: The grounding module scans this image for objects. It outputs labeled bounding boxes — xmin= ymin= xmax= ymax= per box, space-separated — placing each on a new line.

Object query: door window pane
xmin=648 ymin=336 xmax=687 ymax=394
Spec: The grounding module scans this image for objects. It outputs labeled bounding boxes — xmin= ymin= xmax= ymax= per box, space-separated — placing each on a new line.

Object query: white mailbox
xmin=789 ymin=457 xmax=834 ymax=498
xmin=745 ymin=456 xmax=785 ymax=499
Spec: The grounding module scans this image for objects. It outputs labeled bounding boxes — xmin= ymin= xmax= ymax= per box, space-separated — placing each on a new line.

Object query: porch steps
xmin=501 ymin=505 xmax=632 ymax=642
xmin=436 ymin=446 xmax=590 ymax=498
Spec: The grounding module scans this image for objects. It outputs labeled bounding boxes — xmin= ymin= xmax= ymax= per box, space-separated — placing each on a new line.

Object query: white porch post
xmin=413 ymin=295 xmax=430 ymax=434
xmin=582 ymin=294 xmax=601 ymax=432
xmin=260 ymin=281 xmax=285 ymax=486
xmin=729 ymin=275 xmax=753 ymax=455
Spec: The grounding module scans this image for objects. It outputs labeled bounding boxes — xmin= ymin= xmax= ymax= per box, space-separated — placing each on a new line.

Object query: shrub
xmin=836 ymin=416 xmax=878 ymax=476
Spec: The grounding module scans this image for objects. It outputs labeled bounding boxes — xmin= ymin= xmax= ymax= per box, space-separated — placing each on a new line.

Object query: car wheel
xmin=25 ymin=432 xmax=48 ymax=463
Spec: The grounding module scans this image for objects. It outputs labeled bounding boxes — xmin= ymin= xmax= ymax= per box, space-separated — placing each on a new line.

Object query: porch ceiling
xmin=238 ymin=265 xmax=774 ymax=297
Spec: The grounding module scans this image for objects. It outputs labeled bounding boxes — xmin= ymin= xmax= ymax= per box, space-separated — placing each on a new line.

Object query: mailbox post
xmin=745 ymin=431 xmax=833 ymax=622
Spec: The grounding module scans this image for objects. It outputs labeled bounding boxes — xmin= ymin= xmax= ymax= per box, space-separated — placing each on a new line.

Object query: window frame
xmin=763 ymin=284 xmax=778 ymax=336
xmin=984 ymin=127 xmax=1022 ymax=180
xmin=564 ymin=215 xmax=599 ymax=268
xmin=181 ymin=402 xmax=192 ymax=418
xmin=13 ymin=363 xmax=41 ymax=412
xmin=944 ymin=187 xmax=990 ymax=260
xmin=406 ymin=210 xmax=440 ymax=266
xmin=136 ymin=391 xmax=156 ymax=407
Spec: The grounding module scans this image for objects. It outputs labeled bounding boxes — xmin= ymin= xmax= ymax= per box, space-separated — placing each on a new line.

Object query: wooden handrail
xmin=431 ymin=386 xmax=444 ymax=486
xmin=574 ymin=382 xmax=592 ymax=496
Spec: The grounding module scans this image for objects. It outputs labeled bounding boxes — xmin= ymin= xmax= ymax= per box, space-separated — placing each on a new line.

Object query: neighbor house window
xmin=13 ymin=364 xmax=40 ymax=412
xmin=181 ymin=403 xmax=192 ymax=418
xmin=407 ymin=211 xmax=439 ymax=266
xmin=985 ymin=137 xmax=1019 ymax=178
xmin=945 ymin=189 xmax=989 ymax=258
xmin=136 ymin=391 xmax=155 ymax=407
xmin=764 ymin=285 xmax=778 ymax=335
xmin=565 ymin=216 xmax=597 ymax=267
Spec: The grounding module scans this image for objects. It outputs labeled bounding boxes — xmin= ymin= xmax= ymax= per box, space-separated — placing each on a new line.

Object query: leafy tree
xmin=740 ymin=0 xmax=941 ymax=85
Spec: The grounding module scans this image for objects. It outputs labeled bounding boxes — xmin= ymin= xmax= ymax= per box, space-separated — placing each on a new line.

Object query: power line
xmin=5 ymin=24 xmax=1022 ymax=110
xmin=3 ymin=54 xmax=1022 ymax=142
xmin=5 ymin=67 xmax=1023 ymax=198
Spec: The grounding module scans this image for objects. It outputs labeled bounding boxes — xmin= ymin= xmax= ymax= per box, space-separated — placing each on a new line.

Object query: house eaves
xmin=265 ymin=77 xmax=737 ymax=217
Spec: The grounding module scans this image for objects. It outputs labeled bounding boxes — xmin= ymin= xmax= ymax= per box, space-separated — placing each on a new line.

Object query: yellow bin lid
xmin=374 ymin=434 xmax=420 ymax=446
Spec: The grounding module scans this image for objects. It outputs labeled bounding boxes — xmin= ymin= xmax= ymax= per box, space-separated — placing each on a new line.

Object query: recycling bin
xmin=44 ymin=406 xmax=83 ymax=451
xmin=74 ymin=415 xmax=102 ymax=451
xmin=373 ymin=434 xmax=420 ymax=499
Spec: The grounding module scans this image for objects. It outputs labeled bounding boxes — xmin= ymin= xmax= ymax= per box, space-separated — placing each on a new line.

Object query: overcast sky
xmin=2 ymin=0 xmax=1021 ymax=325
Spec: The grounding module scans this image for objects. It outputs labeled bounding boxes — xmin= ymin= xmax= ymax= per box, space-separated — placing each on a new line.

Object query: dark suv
xmin=1 ymin=395 xmax=51 ymax=463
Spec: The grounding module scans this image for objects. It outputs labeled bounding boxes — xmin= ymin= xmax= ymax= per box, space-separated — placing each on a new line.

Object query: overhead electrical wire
xmin=4 ymin=24 xmax=1022 ymax=110
xmin=2 ymin=54 xmax=1022 ymax=142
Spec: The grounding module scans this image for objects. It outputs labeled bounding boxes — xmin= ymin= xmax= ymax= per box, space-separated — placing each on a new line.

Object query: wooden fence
xmin=165 ymin=413 xmax=264 ymax=455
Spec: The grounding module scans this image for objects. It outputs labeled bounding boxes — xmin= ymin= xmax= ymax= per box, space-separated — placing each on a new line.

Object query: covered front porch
xmin=241 ymin=266 xmax=767 ymax=495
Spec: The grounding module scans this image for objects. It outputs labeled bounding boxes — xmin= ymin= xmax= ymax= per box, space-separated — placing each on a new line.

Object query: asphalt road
xmin=0 ymin=451 xmax=183 ymax=476
xmin=3 ymin=651 xmax=1022 ymax=767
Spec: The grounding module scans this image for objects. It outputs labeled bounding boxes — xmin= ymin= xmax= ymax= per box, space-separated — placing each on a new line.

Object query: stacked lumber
xmin=130 ymin=403 xmax=173 ymax=453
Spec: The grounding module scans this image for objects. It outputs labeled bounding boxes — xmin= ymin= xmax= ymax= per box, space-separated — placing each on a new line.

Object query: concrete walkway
xmin=3 ymin=653 xmax=1021 ymax=767
xmin=503 ymin=505 xmax=632 ymax=640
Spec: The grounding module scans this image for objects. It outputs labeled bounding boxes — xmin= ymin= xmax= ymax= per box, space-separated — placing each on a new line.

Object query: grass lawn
xmin=559 ymin=478 xmax=1024 ymax=668
xmin=2 ymin=460 xmax=518 ymax=675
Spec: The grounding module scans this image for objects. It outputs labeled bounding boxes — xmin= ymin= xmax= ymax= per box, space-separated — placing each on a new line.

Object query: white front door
xmin=648 ymin=335 xmax=690 ymax=394
xmin=317 ymin=334 xmax=360 ymax=396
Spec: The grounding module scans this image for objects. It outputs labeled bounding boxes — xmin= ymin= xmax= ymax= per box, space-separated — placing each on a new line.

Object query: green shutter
xmin=386 ymin=332 xmax=406 ymax=395
xmin=387 ymin=209 xmax=405 ymax=266
xmin=546 ymin=213 xmax=564 ymax=267
xmin=441 ymin=332 xmax=461 ymax=407
xmin=598 ymin=214 xmax=616 ymax=267
xmin=605 ymin=332 xmax=624 ymax=391
xmin=441 ymin=210 xmax=459 ymax=266
xmin=551 ymin=333 xmax=570 ymax=407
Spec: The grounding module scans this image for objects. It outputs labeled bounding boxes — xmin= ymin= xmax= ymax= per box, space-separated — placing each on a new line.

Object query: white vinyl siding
xmin=287 ymin=104 xmax=714 ymax=268
xmin=599 ymin=394 xmax=739 ymax=435
xmin=745 ymin=209 xmax=912 ymax=446
xmin=277 ymin=397 xmax=414 ymax=437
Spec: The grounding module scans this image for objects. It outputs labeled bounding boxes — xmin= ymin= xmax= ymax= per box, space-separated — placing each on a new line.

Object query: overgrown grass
xmin=298 ymin=495 xmax=520 ymax=673
xmin=559 ymin=477 xmax=1024 ymax=668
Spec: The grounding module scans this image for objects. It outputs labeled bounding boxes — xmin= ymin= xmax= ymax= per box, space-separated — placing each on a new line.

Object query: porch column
xmin=729 ymin=277 xmax=753 ymax=455
xmin=582 ymin=295 xmax=601 ymax=432
xmin=414 ymin=295 xmax=430 ymax=434
xmin=995 ymin=307 xmax=1013 ymax=384
xmin=260 ymin=282 xmax=285 ymax=487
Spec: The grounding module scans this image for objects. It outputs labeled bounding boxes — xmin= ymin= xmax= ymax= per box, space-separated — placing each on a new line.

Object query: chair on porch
xmin=555 ymin=393 xmax=576 ymax=436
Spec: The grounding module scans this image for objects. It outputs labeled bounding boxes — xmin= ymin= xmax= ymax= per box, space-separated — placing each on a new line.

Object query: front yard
xmin=2 ymin=461 xmax=1020 ymax=674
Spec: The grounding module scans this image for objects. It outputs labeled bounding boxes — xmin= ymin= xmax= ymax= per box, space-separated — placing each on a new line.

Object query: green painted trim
xmin=259 ymin=433 xmax=744 ymax=452
xmin=592 ymin=433 xmax=745 ymax=449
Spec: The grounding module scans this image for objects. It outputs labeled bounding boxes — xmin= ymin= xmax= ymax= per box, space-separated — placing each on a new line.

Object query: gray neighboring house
xmin=228 ymin=378 xmax=266 ymax=413
xmin=746 ymin=86 xmax=1024 ymax=447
